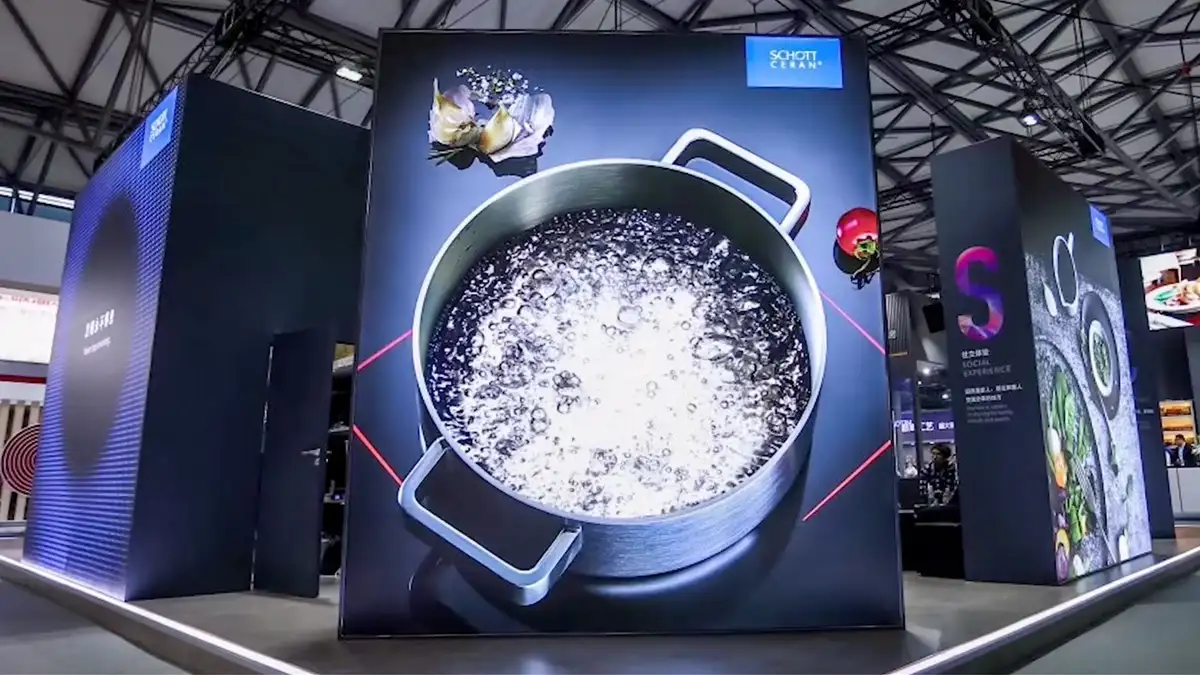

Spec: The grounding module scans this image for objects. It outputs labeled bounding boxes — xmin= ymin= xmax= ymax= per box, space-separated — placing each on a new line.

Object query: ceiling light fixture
xmin=336 ymin=65 xmax=364 ymax=83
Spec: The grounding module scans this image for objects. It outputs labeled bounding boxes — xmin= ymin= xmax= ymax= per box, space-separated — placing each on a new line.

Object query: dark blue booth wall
xmin=24 ymin=88 xmax=182 ymax=597
xmin=25 ymin=77 xmax=369 ymax=600
xmin=127 ymin=77 xmax=368 ymax=600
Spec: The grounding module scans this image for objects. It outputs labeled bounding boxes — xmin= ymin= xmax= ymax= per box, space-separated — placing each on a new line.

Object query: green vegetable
xmin=1046 ymin=366 xmax=1097 ymax=548
xmin=1091 ymin=331 xmax=1111 ymax=388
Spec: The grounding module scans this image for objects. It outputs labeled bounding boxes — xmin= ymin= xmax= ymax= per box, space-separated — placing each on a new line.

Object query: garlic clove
xmin=429 ymin=79 xmax=479 ymax=147
xmin=477 ymin=105 xmax=520 ymax=155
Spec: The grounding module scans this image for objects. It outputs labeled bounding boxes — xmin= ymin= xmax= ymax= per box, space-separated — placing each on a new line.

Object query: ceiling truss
xmin=2 ymin=0 xmax=1199 ymax=281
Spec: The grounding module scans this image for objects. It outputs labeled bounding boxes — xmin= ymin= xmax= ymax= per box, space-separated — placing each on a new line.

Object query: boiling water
xmin=427 ymin=207 xmax=811 ymax=519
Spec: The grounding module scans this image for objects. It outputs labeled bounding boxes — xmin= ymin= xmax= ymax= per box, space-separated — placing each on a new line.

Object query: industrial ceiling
xmin=1 ymin=0 xmax=1198 ymax=279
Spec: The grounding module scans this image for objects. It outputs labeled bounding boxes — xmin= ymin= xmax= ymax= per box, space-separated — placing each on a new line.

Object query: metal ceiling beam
xmin=937 ymin=0 xmax=1196 ymax=218
xmin=97 ymin=0 xmax=300 ymax=163
xmin=1085 ymin=2 xmax=1200 ymax=192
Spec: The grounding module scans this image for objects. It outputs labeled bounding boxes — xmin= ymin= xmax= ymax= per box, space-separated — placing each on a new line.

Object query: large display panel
xmin=934 ymin=138 xmax=1150 ymax=586
xmin=1140 ymin=247 xmax=1200 ymax=330
xmin=345 ymin=31 xmax=899 ymax=636
xmin=23 ymin=89 xmax=181 ymax=596
xmin=1023 ymin=200 xmax=1148 ymax=581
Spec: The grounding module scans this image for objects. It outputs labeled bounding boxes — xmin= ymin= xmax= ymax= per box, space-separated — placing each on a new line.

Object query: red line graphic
xmin=802 ymin=439 xmax=893 ymax=522
xmin=352 ymin=424 xmax=403 ymax=487
xmin=819 ymin=290 xmax=885 ymax=355
xmin=357 ymin=329 xmax=413 ymax=372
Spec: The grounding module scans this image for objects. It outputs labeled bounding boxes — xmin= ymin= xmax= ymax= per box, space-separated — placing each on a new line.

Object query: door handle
xmin=301 ymin=447 xmax=323 ymax=466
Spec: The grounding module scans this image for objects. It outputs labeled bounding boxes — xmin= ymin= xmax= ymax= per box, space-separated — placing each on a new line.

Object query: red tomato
xmin=835 ymin=207 xmax=880 ymax=259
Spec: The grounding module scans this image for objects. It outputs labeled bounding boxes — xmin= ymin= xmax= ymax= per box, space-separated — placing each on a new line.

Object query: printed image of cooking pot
xmin=399 ymin=128 xmax=828 ymax=607
xmin=1044 ymin=232 xmax=1080 ymax=319
xmin=406 ymin=462 xmax=810 ymax=633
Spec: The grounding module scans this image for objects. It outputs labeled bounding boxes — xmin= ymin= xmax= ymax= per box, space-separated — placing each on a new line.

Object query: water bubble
xmin=645 ymin=255 xmax=672 ymax=275
xmin=617 ymin=304 xmax=642 ymax=327
xmin=425 ymin=206 xmax=810 ymax=519
xmin=691 ymin=333 xmax=736 ymax=361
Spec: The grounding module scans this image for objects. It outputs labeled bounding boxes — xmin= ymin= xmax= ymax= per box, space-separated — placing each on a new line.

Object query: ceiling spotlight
xmin=1019 ymin=111 xmax=1041 ymax=127
xmin=336 ymin=65 xmax=364 ymax=83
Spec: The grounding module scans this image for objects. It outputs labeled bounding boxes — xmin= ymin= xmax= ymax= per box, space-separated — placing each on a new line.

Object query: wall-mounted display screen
xmin=1140 ymin=248 xmax=1200 ymax=330
xmin=0 ymin=288 xmax=58 ymax=364
xmin=344 ymin=31 xmax=900 ymax=637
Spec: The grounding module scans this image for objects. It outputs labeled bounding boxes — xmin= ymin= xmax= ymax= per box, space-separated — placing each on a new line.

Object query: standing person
xmin=920 ymin=443 xmax=958 ymax=505
xmin=1176 ymin=434 xmax=1197 ymax=468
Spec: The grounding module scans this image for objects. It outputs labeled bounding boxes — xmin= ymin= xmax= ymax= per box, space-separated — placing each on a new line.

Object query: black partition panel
xmin=1116 ymin=256 xmax=1175 ymax=539
xmin=934 ymin=138 xmax=1151 ymax=585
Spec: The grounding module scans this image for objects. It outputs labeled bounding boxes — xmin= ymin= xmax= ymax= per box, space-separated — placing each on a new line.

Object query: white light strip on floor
xmin=0 ymin=556 xmax=314 ymax=675
xmin=888 ymin=545 xmax=1200 ymax=675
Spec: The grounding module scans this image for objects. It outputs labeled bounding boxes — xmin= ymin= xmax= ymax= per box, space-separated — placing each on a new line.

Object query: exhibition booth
xmin=1119 ymin=248 xmax=1200 ymax=521
xmin=2 ymin=29 xmax=1200 ymax=675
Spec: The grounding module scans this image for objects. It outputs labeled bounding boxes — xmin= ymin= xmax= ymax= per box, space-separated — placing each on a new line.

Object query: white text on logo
xmin=149 ymin=109 xmax=169 ymax=143
xmin=768 ymin=49 xmax=823 ymax=70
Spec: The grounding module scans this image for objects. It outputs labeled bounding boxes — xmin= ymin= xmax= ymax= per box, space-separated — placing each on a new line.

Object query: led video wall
xmin=344 ymin=31 xmax=900 ymax=636
xmin=23 ymin=89 xmax=181 ymax=597
xmin=1140 ymin=248 xmax=1200 ymax=330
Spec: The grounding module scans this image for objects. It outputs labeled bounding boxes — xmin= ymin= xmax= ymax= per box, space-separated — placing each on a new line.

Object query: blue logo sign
xmin=745 ymin=36 xmax=843 ymax=89
xmin=140 ymin=88 xmax=178 ymax=169
xmin=1089 ymin=204 xmax=1111 ymax=248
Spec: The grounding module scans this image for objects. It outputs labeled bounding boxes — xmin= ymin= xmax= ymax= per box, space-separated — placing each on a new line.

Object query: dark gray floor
xmin=1017 ymin=565 xmax=1200 ymax=674
xmin=0 ymin=540 xmax=181 ymax=675
xmin=128 ymin=533 xmax=1200 ymax=674
xmin=3 ymin=532 xmax=1197 ymax=674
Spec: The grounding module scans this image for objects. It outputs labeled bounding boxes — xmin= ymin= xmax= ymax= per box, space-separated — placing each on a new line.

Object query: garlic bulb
xmin=477 ymin=105 xmax=520 ymax=155
xmin=429 ymin=79 xmax=479 ymax=148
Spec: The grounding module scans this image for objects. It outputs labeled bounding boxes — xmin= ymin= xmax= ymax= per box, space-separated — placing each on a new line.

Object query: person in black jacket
xmin=1175 ymin=434 xmax=1197 ymax=468
xmin=920 ymin=443 xmax=958 ymax=505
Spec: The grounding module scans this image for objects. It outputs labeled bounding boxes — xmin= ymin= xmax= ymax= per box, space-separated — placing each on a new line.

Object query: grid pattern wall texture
xmin=22 ymin=88 xmax=184 ymax=598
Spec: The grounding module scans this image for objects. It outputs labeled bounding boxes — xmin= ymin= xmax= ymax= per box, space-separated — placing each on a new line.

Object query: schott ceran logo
xmin=140 ymin=87 xmax=178 ymax=169
xmin=1089 ymin=204 xmax=1111 ymax=248
xmin=769 ymin=48 xmax=824 ymax=70
xmin=745 ymin=36 xmax=843 ymax=89
xmin=149 ymin=109 xmax=169 ymax=144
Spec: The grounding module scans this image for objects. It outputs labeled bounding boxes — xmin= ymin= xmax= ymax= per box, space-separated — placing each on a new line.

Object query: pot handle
xmin=662 ymin=128 xmax=812 ymax=237
xmin=397 ymin=437 xmax=583 ymax=606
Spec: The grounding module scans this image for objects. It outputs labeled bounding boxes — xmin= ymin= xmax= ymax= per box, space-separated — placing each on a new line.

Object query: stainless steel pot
xmin=399 ymin=129 xmax=828 ymax=606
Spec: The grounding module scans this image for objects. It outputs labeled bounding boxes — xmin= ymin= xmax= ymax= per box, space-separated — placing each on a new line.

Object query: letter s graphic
xmin=954 ymin=246 xmax=1004 ymax=342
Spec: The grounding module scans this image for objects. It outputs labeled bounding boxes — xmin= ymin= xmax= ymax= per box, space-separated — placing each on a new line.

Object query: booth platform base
xmin=3 ymin=531 xmax=1200 ymax=674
